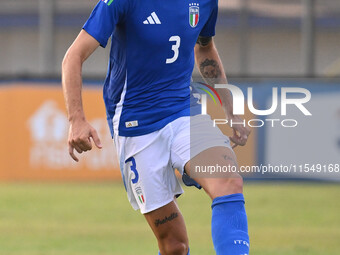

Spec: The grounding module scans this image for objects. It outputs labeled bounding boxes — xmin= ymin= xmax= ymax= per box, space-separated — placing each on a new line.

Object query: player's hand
xmin=68 ymin=119 xmax=102 ymax=162
xmin=229 ymin=116 xmax=251 ymax=149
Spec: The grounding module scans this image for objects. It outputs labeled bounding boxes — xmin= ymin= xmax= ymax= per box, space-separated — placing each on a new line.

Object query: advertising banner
xmin=0 ymin=83 xmax=120 ymax=181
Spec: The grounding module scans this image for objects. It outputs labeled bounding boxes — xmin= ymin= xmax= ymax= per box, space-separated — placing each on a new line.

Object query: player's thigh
xmin=144 ymin=200 xmax=189 ymax=248
xmin=115 ymin=129 xmax=183 ymax=214
xmin=185 ymin=146 xmax=243 ymax=199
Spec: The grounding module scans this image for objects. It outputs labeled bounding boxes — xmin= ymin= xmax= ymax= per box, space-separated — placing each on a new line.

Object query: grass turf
xmin=0 ymin=182 xmax=339 ymax=255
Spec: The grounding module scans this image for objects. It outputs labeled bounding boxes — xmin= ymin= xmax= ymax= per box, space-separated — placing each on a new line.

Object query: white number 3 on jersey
xmin=166 ymin=36 xmax=181 ymax=64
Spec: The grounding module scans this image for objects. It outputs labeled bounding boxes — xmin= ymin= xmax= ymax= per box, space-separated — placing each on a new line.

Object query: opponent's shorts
xmin=113 ymin=114 xmax=231 ymax=214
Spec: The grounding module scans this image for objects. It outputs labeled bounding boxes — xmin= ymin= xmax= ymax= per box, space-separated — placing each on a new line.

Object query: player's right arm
xmin=62 ymin=30 xmax=102 ymax=162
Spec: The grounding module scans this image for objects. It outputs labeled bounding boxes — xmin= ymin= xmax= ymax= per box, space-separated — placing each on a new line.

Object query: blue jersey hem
xmin=116 ymin=109 xmax=190 ymax=137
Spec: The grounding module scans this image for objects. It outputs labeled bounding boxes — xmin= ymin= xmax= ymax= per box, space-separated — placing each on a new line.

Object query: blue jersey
xmin=83 ymin=0 xmax=218 ymax=137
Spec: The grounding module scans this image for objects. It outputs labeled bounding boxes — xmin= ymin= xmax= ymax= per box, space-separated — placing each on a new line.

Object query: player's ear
xmin=196 ymin=36 xmax=213 ymax=47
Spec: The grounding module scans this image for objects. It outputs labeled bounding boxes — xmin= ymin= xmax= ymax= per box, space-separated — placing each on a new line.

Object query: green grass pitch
xmin=0 ymin=182 xmax=339 ymax=255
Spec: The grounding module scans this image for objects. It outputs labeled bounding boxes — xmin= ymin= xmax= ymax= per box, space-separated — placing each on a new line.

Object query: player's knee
xmin=207 ymin=175 xmax=244 ymax=199
xmin=226 ymin=175 xmax=244 ymax=194
xmin=161 ymin=238 xmax=188 ymax=255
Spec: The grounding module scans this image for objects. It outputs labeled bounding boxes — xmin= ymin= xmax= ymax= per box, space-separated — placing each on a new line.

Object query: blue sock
xmin=158 ymin=248 xmax=190 ymax=255
xmin=211 ymin=193 xmax=250 ymax=255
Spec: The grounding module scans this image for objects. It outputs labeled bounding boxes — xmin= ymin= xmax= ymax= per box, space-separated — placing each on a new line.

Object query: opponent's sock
xmin=158 ymin=248 xmax=190 ymax=255
xmin=211 ymin=193 xmax=250 ymax=255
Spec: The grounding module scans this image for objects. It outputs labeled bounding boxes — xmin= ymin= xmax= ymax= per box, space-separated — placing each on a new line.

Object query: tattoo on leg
xmin=199 ymin=58 xmax=222 ymax=80
xmin=223 ymin=154 xmax=237 ymax=167
xmin=154 ymin=212 xmax=178 ymax=227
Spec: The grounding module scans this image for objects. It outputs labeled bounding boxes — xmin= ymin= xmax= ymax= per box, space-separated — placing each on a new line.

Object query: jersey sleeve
xmin=82 ymin=0 xmax=129 ymax=48
xmin=199 ymin=0 xmax=218 ymax=37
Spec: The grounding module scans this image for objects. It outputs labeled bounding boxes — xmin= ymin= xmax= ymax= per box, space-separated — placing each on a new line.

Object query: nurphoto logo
xmin=198 ymin=83 xmax=312 ymax=128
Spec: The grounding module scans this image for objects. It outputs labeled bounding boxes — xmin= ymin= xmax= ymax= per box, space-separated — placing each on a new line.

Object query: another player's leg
xmin=144 ymin=200 xmax=189 ymax=255
xmin=185 ymin=146 xmax=250 ymax=255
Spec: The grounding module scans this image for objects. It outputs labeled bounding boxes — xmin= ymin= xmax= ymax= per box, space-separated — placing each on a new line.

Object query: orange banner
xmin=0 ymin=83 xmax=120 ymax=181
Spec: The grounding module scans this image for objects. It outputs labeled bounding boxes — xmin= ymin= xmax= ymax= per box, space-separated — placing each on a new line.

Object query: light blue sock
xmin=158 ymin=248 xmax=190 ymax=255
xmin=211 ymin=193 xmax=249 ymax=255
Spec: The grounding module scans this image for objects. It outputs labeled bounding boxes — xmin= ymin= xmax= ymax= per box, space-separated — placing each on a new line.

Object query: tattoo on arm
xmin=196 ymin=36 xmax=212 ymax=47
xmin=154 ymin=212 xmax=178 ymax=227
xmin=199 ymin=58 xmax=222 ymax=81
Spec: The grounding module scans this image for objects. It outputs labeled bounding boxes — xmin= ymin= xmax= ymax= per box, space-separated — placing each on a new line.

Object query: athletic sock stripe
xmin=151 ymin=12 xmax=161 ymax=24
xmin=147 ymin=16 xmax=155 ymax=24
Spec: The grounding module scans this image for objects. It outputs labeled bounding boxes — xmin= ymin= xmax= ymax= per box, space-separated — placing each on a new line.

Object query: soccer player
xmin=62 ymin=0 xmax=251 ymax=254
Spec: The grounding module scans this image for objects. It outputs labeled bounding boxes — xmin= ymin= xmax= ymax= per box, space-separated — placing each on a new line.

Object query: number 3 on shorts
xmin=125 ymin=157 xmax=139 ymax=184
xmin=166 ymin=36 xmax=181 ymax=64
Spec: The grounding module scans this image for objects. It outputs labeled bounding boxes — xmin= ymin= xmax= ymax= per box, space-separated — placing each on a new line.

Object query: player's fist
xmin=229 ymin=116 xmax=251 ymax=148
xmin=68 ymin=119 xmax=102 ymax=162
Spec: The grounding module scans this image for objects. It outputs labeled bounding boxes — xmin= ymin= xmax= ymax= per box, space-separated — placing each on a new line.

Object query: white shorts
xmin=113 ymin=115 xmax=231 ymax=214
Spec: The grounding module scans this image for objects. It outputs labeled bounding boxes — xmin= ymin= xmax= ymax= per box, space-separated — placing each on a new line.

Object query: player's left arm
xmin=195 ymin=37 xmax=251 ymax=147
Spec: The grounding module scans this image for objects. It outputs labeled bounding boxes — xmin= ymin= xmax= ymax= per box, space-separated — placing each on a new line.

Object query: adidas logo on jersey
xmin=125 ymin=120 xmax=139 ymax=128
xmin=143 ymin=12 xmax=161 ymax=24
